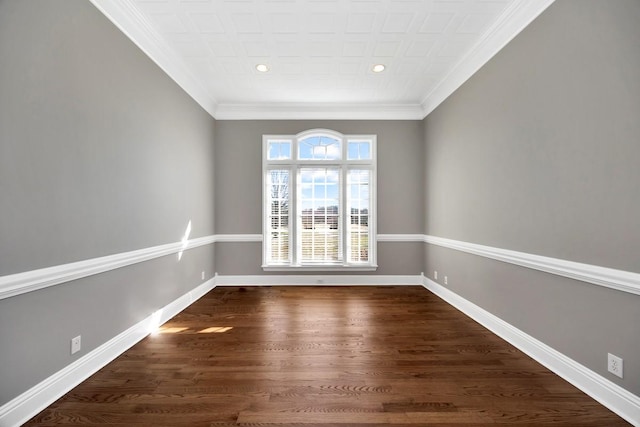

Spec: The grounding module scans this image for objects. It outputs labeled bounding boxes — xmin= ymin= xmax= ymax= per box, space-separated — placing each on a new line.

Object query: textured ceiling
xmin=90 ymin=0 xmax=554 ymax=119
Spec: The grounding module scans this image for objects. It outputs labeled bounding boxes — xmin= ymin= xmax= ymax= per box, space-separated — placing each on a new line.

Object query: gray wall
xmin=424 ymin=0 xmax=640 ymax=395
xmin=214 ymin=120 xmax=424 ymax=275
xmin=0 ymin=0 xmax=216 ymax=405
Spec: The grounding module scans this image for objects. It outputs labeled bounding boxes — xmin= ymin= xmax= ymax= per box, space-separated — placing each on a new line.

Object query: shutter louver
xmin=348 ymin=170 xmax=370 ymax=263
xmin=267 ymin=170 xmax=290 ymax=264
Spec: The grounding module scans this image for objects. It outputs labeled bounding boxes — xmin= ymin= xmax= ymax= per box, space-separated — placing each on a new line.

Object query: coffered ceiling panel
xmin=90 ymin=0 xmax=555 ymax=119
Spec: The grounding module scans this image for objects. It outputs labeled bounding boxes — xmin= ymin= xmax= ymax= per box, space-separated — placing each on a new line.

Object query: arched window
xmin=263 ymin=129 xmax=377 ymax=270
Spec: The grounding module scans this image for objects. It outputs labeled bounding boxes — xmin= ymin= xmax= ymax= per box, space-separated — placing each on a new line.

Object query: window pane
xmin=299 ymin=135 xmax=341 ymax=160
xmin=280 ymin=142 xmax=291 ymax=159
xmin=299 ymin=168 xmax=341 ymax=263
xmin=347 ymin=169 xmax=370 ymax=263
xmin=347 ymin=140 xmax=371 ymax=160
xmin=267 ymin=170 xmax=290 ymax=263
xmin=268 ymin=141 xmax=291 ymax=160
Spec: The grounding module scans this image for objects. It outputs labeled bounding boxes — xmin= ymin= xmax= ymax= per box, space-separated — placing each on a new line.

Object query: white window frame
xmin=262 ymin=129 xmax=377 ymax=271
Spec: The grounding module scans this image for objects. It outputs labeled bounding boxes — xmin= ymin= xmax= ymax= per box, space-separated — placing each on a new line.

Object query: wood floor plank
xmin=23 ymin=286 xmax=630 ymax=426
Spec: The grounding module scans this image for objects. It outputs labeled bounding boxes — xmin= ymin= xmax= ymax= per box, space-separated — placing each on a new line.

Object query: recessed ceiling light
xmin=372 ymin=64 xmax=386 ymax=73
xmin=256 ymin=64 xmax=269 ymax=72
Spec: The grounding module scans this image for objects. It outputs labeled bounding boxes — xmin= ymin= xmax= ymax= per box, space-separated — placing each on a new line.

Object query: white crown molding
xmin=420 ymin=0 xmax=556 ymax=117
xmin=423 ymin=278 xmax=640 ymax=426
xmin=88 ymin=0 xmax=219 ymax=118
xmin=0 ymin=235 xmax=216 ymax=301
xmin=90 ymin=0 xmax=555 ymax=121
xmin=214 ymin=103 xmax=425 ymax=121
xmin=424 ymin=235 xmax=640 ymax=296
xmin=0 ymin=279 xmax=216 ymax=427
xmin=214 ymin=274 xmax=423 ymax=286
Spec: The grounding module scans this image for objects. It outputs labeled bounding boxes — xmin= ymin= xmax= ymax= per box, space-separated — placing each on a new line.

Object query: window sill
xmin=262 ymin=264 xmax=378 ymax=272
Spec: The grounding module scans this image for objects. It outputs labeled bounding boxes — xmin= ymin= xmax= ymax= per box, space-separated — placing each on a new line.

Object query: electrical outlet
xmin=434 ymin=270 xmax=438 ymax=280
xmin=71 ymin=335 xmax=81 ymax=355
xmin=201 ymin=271 xmax=205 ymax=280
xmin=608 ymin=353 xmax=623 ymax=378
xmin=444 ymin=276 xmax=448 ymax=285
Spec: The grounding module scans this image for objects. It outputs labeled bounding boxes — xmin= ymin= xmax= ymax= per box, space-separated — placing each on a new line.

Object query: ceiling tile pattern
xmin=91 ymin=0 xmax=555 ymax=118
xmin=132 ymin=0 xmax=510 ymax=104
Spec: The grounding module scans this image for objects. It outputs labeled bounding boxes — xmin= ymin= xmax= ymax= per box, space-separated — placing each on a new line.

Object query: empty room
xmin=0 ymin=0 xmax=638 ymax=425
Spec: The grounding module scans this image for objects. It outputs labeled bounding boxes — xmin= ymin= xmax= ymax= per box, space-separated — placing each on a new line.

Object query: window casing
xmin=263 ymin=129 xmax=377 ymax=270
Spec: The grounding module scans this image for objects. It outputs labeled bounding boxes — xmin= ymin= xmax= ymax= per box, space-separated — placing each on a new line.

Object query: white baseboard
xmin=213 ymin=274 xmax=424 ymax=286
xmin=422 ymin=277 xmax=640 ymax=426
xmin=4 ymin=275 xmax=636 ymax=426
xmin=0 ymin=279 xmax=216 ymax=427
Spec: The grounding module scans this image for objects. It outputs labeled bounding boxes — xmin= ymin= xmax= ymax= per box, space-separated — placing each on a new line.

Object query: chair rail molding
xmin=4 ymin=233 xmax=637 ymax=301
xmin=424 ymin=235 xmax=640 ymax=296
xmin=0 ymin=235 xmax=216 ymax=301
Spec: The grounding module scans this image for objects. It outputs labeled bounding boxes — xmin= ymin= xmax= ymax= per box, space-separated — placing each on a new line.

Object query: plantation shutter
xmin=298 ymin=167 xmax=341 ymax=263
xmin=266 ymin=169 xmax=290 ymax=264
xmin=347 ymin=169 xmax=370 ymax=263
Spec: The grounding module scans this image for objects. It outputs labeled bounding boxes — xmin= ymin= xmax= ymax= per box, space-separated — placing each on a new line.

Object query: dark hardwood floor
xmin=25 ymin=286 xmax=630 ymax=426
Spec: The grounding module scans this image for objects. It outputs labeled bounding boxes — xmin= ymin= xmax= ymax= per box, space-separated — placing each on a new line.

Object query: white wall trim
xmin=91 ymin=0 xmax=555 ymax=121
xmin=0 ymin=279 xmax=216 ymax=427
xmin=88 ymin=0 xmax=219 ymax=118
xmin=377 ymin=234 xmax=425 ymax=242
xmin=214 ymin=103 xmax=424 ymax=120
xmin=422 ymin=277 xmax=640 ymax=426
xmin=420 ymin=0 xmax=555 ymax=117
xmin=214 ymin=274 xmax=423 ymax=286
xmin=214 ymin=234 xmax=263 ymax=243
xmin=214 ymin=234 xmax=424 ymax=243
xmin=6 ymin=232 xmax=638 ymax=301
xmin=0 ymin=233 xmax=417 ymax=301
xmin=424 ymin=235 xmax=640 ymax=296
xmin=0 ymin=235 xmax=216 ymax=301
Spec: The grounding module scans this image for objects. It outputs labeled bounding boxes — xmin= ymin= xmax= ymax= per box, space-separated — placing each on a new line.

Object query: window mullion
xmin=293 ymin=165 xmax=300 ymax=266
xmin=342 ymin=165 xmax=349 ymax=265
xmin=286 ymin=165 xmax=293 ymax=266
